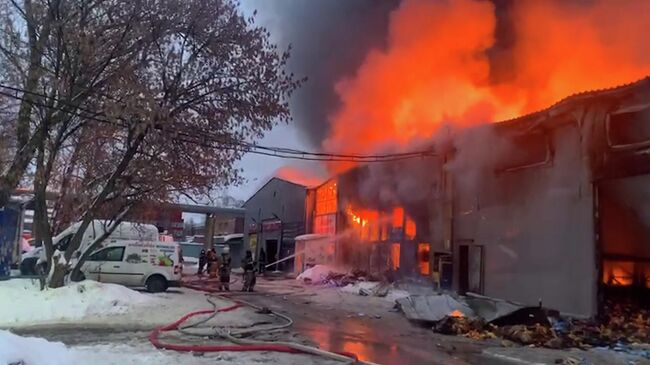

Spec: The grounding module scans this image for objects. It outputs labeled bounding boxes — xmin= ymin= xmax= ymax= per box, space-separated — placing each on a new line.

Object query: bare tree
xmin=4 ymin=0 xmax=301 ymax=288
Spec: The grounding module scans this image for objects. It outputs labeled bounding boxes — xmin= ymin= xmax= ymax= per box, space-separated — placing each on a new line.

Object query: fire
xmin=450 ymin=310 xmax=465 ymax=318
xmin=324 ymin=0 xmax=650 ymax=164
xmin=603 ymin=261 xmax=634 ymax=286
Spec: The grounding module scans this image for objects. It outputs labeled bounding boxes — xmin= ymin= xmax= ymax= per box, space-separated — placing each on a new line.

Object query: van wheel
xmin=146 ymin=275 xmax=167 ymax=293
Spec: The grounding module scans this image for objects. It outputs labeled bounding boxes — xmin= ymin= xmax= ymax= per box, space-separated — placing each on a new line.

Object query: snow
xmin=296 ymin=264 xmax=338 ymax=284
xmin=0 ymin=279 xmax=151 ymax=326
xmin=0 ymin=279 xmax=225 ymax=328
xmin=0 ymin=330 xmax=72 ymax=365
xmin=0 ymin=331 xmax=342 ymax=365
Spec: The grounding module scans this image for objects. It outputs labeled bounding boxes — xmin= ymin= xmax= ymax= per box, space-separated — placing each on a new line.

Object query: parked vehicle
xmin=81 ymin=239 xmax=182 ymax=292
xmin=20 ymin=220 xmax=159 ymax=275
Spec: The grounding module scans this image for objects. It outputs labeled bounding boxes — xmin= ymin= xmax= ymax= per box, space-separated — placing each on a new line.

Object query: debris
xmin=491 ymin=307 xmax=551 ymax=327
xmin=373 ymin=282 xmax=391 ymax=297
xmin=397 ymin=294 xmax=474 ymax=322
xmin=465 ymin=292 xmax=523 ymax=322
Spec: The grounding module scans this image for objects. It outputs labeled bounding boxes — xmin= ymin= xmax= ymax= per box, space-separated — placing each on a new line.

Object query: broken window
xmin=608 ymin=105 xmax=650 ymax=148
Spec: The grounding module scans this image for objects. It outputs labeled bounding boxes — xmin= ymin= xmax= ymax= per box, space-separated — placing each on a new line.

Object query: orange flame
xmin=275 ymin=166 xmax=324 ymax=187
xmin=324 ymin=0 xmax=650 ymax=164
xmin=450 ymin=310 xmax=465 ymax=318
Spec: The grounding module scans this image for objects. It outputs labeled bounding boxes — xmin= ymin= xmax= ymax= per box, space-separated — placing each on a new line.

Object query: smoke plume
xmin=251 ymin=0 xmax=399 ymax=148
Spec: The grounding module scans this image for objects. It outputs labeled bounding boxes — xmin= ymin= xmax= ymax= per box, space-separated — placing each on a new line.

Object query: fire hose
xmin=149 ymin=282 xmax=383 ymax=365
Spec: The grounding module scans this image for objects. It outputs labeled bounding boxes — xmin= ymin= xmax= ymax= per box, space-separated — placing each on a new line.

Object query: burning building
xmin=448 ymin=77 xmax=650 ymax=317
xmin=297 ymin=77 xmax=650 ymax=318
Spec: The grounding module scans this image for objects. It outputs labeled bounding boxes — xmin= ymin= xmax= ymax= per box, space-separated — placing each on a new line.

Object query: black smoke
xmin=252 ymin=0 xmax=400 ymax=149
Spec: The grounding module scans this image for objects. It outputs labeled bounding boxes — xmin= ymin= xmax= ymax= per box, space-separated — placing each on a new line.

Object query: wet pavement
xmin=13 ymin=277 xmax=508 ymax=365
xmin=225 ymin=278 xmax=500 ymax=365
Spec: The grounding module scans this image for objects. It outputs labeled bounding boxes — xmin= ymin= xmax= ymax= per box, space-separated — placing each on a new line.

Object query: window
xmin=315 ymin=180 xmax=337 ymax=215
xmin=313 ymin=214 xmax=336 ymax=235
xmin=417 ymin=243 xmax=430 ymax=275
xmin=56 ymin=235 xmax=73 ymax=251
xmin=495 ymin=132 xmax=551 ymax=172
xmin=89 ymin=246 xmax=125 ymax=262
xmin=608 ymin=106 xmax=650 ymax=148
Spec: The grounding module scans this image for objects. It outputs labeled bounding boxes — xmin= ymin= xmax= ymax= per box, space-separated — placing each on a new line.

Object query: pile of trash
xmin=397 ymin=293 xmax=650 ymax=355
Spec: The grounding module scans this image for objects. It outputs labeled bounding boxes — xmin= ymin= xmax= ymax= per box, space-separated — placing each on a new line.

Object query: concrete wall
xmin=243 ymin=178 xmax=307 ymax=262
xmin=452 ymin=119 xmax=598 ymax=317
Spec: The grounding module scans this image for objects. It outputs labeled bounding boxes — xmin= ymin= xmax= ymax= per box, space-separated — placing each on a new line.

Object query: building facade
xmin=243 ymin=178 xmax=307 ymax=271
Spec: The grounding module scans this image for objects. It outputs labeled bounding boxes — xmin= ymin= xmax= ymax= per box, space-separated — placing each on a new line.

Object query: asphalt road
xmin=13 ymin=277 xmax=509 ymax=365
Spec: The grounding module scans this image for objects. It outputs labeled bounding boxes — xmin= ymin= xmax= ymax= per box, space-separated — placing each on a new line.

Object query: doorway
xmin=265 ymin=239 xmax=278 ymax=271
xmin=458 ymin=243 xmax=484 ymax=295
xmin=597 ymin=175 xmax=650 ymax=305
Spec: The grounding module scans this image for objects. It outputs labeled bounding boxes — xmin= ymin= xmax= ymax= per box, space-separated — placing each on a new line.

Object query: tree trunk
xmin=69 ymin=206 xmax=131 ymax=282
xmin=48 ymin=253 xmax=69 ymax=289
xmin=0 ymin=1 xmax=54 ymax=209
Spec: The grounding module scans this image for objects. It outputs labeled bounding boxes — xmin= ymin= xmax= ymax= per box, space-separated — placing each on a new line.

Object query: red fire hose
xmin=148 ymin=278 xmax=367 ymax=363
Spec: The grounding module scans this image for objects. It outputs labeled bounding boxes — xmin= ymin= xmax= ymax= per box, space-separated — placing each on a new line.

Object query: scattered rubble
xmin=396 ymin=294 xmax=474 ymax=322
xmin=423 ymin=297 xmax=650 ymax=356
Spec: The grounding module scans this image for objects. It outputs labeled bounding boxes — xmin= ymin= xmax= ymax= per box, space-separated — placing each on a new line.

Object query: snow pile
xmin=0 ymin=330 xmax=73 ymax=365
xmin=0 ymin=279 xmax=151 ymax=326
xmin=0 ymin=331 xmax=342 ymax=365
xmin=296 ymin=265 xmax=339 ymax=284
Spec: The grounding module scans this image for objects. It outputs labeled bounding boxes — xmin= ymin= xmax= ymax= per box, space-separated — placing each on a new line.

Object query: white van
xmin=81 ymin=239 xmax=182 ymax=292
xmin=20 ymin=220 xmax=159 ymax=275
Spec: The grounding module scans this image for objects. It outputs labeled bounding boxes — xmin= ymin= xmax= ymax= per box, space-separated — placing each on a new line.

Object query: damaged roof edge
xmin=497 ymin=76 xmax=650 ymax=127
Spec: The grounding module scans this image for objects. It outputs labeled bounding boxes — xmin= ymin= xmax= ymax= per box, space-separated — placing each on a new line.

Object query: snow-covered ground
xmin=0 ymin=330 xmax=341 ymax=365
xmin=0 ymin=279 xmax=232 ymax=328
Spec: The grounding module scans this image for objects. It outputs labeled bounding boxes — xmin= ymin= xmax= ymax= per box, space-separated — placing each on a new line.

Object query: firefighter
xmin=207 ymin=248 xmax=219 ymax=279
xmin=218 ymin=248 xmax=232 ymax=291
xmin=197 ymin=249 xmax=207 ymax=276
xmin=241 ymin=250 xmax=256 ymax=292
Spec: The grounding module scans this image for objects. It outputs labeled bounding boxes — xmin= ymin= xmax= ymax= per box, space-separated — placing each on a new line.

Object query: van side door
xmin=83 ymin=246 xmax=125 ymax=284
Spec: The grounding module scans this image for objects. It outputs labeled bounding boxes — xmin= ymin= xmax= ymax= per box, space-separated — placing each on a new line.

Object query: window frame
xmin=606 ymin=104 xmax=650 ymax=150
xmin=88 ymin=246 xmax=125 ymax=262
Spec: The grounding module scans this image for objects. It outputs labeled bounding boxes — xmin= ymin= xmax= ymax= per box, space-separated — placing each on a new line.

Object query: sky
xmin=224 ymin=0 xmax=395 ymax=202
xmin=225 ymin=1 xmax=317 ymax=202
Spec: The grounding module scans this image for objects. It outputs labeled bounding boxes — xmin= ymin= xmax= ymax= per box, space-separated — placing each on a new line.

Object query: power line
xmin=0 ymin=83 xmax=438 ymax=162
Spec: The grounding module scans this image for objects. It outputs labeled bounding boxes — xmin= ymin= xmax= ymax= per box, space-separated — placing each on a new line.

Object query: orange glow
xmin=417 ymin=243 xmax=430 ymax=275
xmin=603 ymin=261 xmax=634 ymax=286
xmin=274 ymin=166 xmax=323 ymax=187
xmin=346 ymin=206 xmax=380 ymax=242
xmin=315 ymin=180 xmax=337 ymax=216
xmin=392 ymin=207 xmax=404 ymax=228
xmin=405 ymin=217 xmax=416 ymax=240
xmin=450 ymin=310 xmax=465 ymax=318
xmin=342 ymin=341 xmax=370 ymax=361
xmin=390 ymin=243 xmax=400 ymax=270
xmin=323 ymin=0 xmax=650 ymax=169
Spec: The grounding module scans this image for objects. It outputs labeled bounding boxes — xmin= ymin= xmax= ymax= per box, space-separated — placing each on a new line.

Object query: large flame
xmin=324 ymin=0 xmax=650 ymax=163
